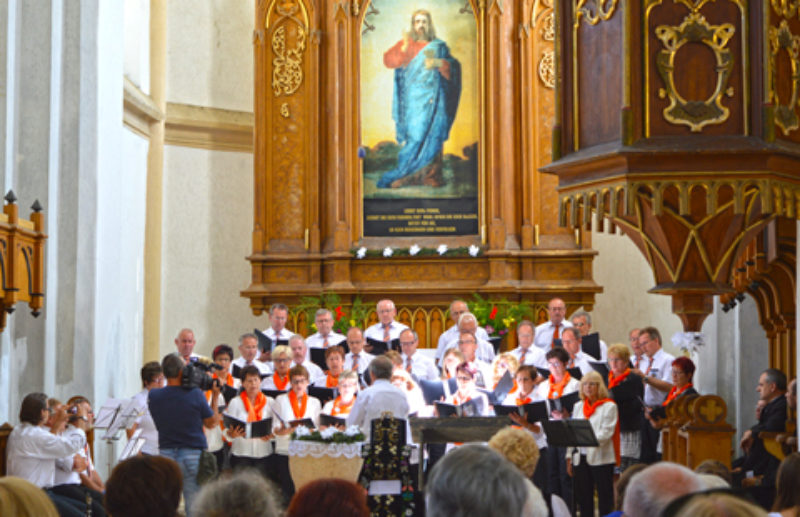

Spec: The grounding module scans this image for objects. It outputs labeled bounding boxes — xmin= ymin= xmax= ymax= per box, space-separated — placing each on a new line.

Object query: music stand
xmin=541 ymin=420 xmax=598 ymax=514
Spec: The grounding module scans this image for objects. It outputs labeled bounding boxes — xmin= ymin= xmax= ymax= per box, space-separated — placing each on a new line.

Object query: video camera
xmin=181 ymin=357 xmax=223 ymax=391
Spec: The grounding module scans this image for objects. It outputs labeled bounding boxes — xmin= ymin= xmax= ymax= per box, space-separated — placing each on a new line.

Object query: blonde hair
xmin=579 ymin=371 xmax=610 ymax=400
xmin=492 ymin=353 xmax=520 ymax=383
xmin=338 ymin=370 xmax=359 ymax=386
xmin=488 ymin=427 xmax=540 ymax=478
xmin=670 ymin=492 xmax=767 ymax=517
xmin=0 ymin=477 xmax=59 ymax=517
xmin=272 ymin=345 xmax=291 ymax=360
xmin=607 ymin=343 xmax=631 ymax=363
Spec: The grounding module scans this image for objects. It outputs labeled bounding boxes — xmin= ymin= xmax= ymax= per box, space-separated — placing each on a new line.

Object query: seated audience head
xmin=19 ymin=392 xmax=49 ymax=425
xmin=615 ymin=463 xmax=648 ymax=511
xmin=773 ymin=452 xmax=800 ymax=514
xmin=192 ymin=470 xmax=281 ymax=517
xmin=105 ymin=455 xmax=183 ymax=517
xmin=368 ymin=355 xmax=394 ymax=381
xmin=694 ymin=459 xmax=732 ymax=486
xmin=622 ymin=462 xmax=705 ymax=517
xmin=759 ymin=368 xmax=788 ymax=402
xmin=141 ymin=361 xmax=164 ymax=389
xmin=662 ymin=490 xmax=767 ymax=517
xmin=286 ymin=478 xmax=369 ymax=517
xmin=427 ymin=444 xmax=537 ymax=517
xmin=671 ymin=356 xmax=696 ymax=386
xmin=0 ymin=476 xmax=58 ymax=517
xmin=488 ymin=426 xmax=540 ymax=477
xmin=161 ymin=353 xmax=185 ymax=381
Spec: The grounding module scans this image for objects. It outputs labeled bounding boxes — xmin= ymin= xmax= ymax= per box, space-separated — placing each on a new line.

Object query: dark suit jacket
xmin=742 ymin=394 xmax=787 ymax=483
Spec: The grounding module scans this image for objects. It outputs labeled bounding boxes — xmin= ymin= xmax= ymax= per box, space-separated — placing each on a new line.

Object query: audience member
xmin=622 ymin=461 xmax=705 ymax=517
xmin=488 ymin=426 xmax=540 ymax=478
xmin=192 ymin=470 xmax=281 ymax=517
xmin=665 ymin=490 xmax=767 ymax=517
xmin=0 ymin=476 xmax=59 ymax=517
xmin=286 ymin=478 xmax=369 ymax=517
xmin=426 ymin=444 xmax=544 ymax=517
xmin=770 ymin=452 xmax=800 ymax=517
xmin=104 ymin=455 xmax=183 ymax=517
xmin=609 ymin=463 xmax=648 ymax=516
xmin=695 ymin=459 xmax=733 ymax=486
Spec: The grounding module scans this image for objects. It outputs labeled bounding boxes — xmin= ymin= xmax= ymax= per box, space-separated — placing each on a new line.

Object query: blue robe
xmin=377 ymin=39 xmax=461 ymax=188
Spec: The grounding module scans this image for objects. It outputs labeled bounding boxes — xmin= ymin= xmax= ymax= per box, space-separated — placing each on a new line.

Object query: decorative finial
xmin=31 ymin=199 xmax=42 ymax=213
xmin=5 ymin=190 xmax=17 ymax=204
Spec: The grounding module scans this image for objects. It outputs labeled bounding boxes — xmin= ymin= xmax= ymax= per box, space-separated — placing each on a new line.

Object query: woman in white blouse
xmin=568 ymin=370 xmax=618 ymax=517
xmin=321 ymin=370 xmax=359 ymax=418
xmin=223 ymin=364 xmax=274 ymax=475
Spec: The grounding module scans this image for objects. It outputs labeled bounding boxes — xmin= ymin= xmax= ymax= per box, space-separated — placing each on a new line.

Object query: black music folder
xmin=435 ymin=397 xmax=486 ymax=418
xmin=494 ymin=400 xmax=549 ymax=424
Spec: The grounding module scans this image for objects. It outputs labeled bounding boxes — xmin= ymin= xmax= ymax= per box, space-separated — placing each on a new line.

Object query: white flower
xmin=356 ymin=247 xmax=367 ymax=259
xmin=671 ymin=331 xmax=705 ymax=354
xmin=436 ymin=244 xmax=448 ymax=255
xmin=344 ymin=425 xmax=362 ymax=437
xmin=294 ymin=425 xmax=311 ymax=437
xmin=383 ymin=247 xmax=393 ymax=257
xmin=409 ymin=244 xmax=421 ymax=256
xmin=468 ymin=245 xmax=480 ymax=257
xmin=319 ymin=426 xmax=338 ymax=440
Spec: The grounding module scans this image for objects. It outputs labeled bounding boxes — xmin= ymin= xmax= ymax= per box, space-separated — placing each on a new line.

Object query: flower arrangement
xmin=296 ymin=293 xmax=371 ymax=335
xmin=351 ymin=245 xmax=484 ymax=258
xmin=469 ymin=294 xmax=532 ymax=337
xmin=292 ymin=425 xmax=366 ymax=444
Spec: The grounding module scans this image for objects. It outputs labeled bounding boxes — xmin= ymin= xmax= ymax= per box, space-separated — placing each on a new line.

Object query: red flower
xmin=489 ymin=306 xmax=498 ymax=320
xmin=335 ymin=306 xmax=344 ymax=320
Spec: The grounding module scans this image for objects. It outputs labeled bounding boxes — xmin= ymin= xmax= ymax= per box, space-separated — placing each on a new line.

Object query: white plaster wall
xmin=123 ymin=0 xmax=150 ymax=93
xmin=166 ymin=0 xmax=254 ymax=111
xmin=160 ymin=145 xmax=263 ymax=358
xmin=588 ymin=227 xmax=684 ymax=356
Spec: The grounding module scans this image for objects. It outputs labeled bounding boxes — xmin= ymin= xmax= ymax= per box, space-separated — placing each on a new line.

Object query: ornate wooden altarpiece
xmin=542 ymin=0 xmax=800 ymax=369
xmin=242 ymin=0 xmax=603 ymax=347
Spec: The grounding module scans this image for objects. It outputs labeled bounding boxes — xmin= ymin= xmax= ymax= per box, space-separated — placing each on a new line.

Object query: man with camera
xmin=149 ymin=353 xmax=221 ymax=515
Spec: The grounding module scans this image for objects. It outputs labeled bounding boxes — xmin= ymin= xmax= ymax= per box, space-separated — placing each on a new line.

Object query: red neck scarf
xmin=516 ymin=390 xmax=532 ymax=406
xmin=241 ymin=391 xmax=267 ymax=423
xmin=548 ymin=372 xmax=572 ymax=399
xmin=331 ymin=395 xmax=356 ymax=416
xmin=608 ymin=368 xmax=631 ymax=389
xmin=663 ymin=383 xmax=693 ymax=406
xmin=289 ymin=390 xmax=308 ymax=419
xmin=325 ymin=373 xmax=339 ymax=388
xmin=583 ymin=398 xmax=621 ymax=466
xmin=272 ymin=372 xmax=290 ymax=390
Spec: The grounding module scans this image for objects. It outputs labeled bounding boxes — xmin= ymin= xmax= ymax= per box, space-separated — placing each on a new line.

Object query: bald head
xmin=623 ymin=462 xmax=705 ymax=517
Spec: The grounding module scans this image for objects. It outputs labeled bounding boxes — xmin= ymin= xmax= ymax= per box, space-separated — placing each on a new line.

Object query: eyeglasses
xmin=548 ymin=361 xmax=564 ymax=368
xmin=399 ymin=341 xmax=416 ymax=347
xmin=456 ymin=376 xmax=473 ymax=382
xmin=274 ymin=358 xmax=291 ymax=363
xmin=291 ymin=378 xmax=309 ymax=385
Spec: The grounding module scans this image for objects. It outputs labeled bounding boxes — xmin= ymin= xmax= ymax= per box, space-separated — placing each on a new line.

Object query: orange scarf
xmin=205 ymin=372 xmax=235 ymax=403
xmin=330 ymin=395 xmax=356 ymax=416
xmin=583 ymin=398 xmax=621 ymax=466
xmin=272 ymin=372 xmax=290 ymax=390
xmin=663 ymin=383 xmax=693 ymax=406
xmin=241 ymin=391 xmax=267 ymax=423
xmin=325 ymin=373 xmax=339 ymax=388
xmin=548 ymin=372 xmax=572 ymax=399
xmin=608 ymin=368 xmax=631 ymax=389
xmin=516 ymin=392 xmax=532 ymax=405
xmin=289 ymin=390 xmax=308 ymax=419
xmin=451 ymin=392 xmax=472 ymax=405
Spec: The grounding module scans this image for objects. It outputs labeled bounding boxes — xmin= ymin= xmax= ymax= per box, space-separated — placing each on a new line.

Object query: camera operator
xmin=149 ymin=353 xmax=221 ymax=516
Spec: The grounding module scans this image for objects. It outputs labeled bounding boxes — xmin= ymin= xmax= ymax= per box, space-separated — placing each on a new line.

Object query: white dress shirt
xmin=467 ymin=360 xmax=494 ymax=389
xmin=223 ymin=394 xmax=275 ymax=458
xmin=130 ymin=389 xmax=160 ymax=455
xmin=567 ymin=351 xmax=596 ymax=376
xmin=263 ymin=327 xmax=294 ymax=341
xmin=503 ymin=388 xmax=548 ymax=450
xmin=273 ymin=392 xmax=321 ymax=455
xmin=204 ymin=385 xmax=231 ymax=452
xmin=642 ymin=348 xmax=675 ymax=406
xmin=363 ymin=321 xmax=409 ymax=342
xmin=305 ymin=331 xmax=346 ymax=350
xmin=347 ymin=379 xmax=410 ymax=441
xmin=54 ymin=425 xmax=93 ymax=486
xmin=344 ymin=351 xmax=375 ymax=375
xmin=435 ymin=325 xmax=490 ymax=362
xmin=533 ymin=320 xmax=574 ymax=351
xmin=233 ymin=356 xmax=272 ymax=376
xmin=510 ymin=346 xmax=548 ymax=369
xmin=570 ymin=400 xmax=618 ymax=465
xmin=436 ymin=332 xmax=496 ymax=363
xmin=401 ymin=352 xmax=440 ymax=382
xmin=536 ymin=376 xmax=580 ymax=402
xmin=7 ymin=423 xmax=86 ymax=488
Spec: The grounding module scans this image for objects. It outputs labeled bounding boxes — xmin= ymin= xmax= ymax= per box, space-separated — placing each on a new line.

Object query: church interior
xmin=0 ymin=0 xmax=797 ymax=501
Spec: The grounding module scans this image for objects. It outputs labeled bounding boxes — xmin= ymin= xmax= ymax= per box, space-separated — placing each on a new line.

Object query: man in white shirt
xmin=305 ymin=308 xmax=347 ymax=357
xmin=399 ymin=328 xmax=439 ymax=382
xmin=458 ymin=332 xmax=492 ymax=388
xmin=363 ymin=299 xmax=409 ymax=350
xmin=347 ymin=356 xmax=409 ymax=441
xmin=560 ymin=327 xmax=595 ymax=376
xmin=570 ymin=310 xmax=608 ymax=361
xmin=261 ymin=303 xmax=294 ymax=361
xmin=629 ymin=328 xmax=648 ymax=371
xmin=509 ymin=320 xmax=547 ymax=369
xmin=127 ymin=361 xmax=164 ymax=456
xmin=630 ymin=326 xmax=674 ymax=463
xmin=289 ymin=334 xmax=324 ymax=382
xmin=7 ymin=392 xmax=89 ymax=517
xmin=232 ymin=333 xmax=272 ymax=378
xmin=533 ymin=298 xmax=573 ymax=351
xmin=435 ymin=299 xmax=490 ymax=364
xmin=438 ymin=312 xmax=496 ymax=363
xmin=175 ymin=328 xmax=200 ymax=364
xmin=344 ymin=327 xmax=374 ymax=376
